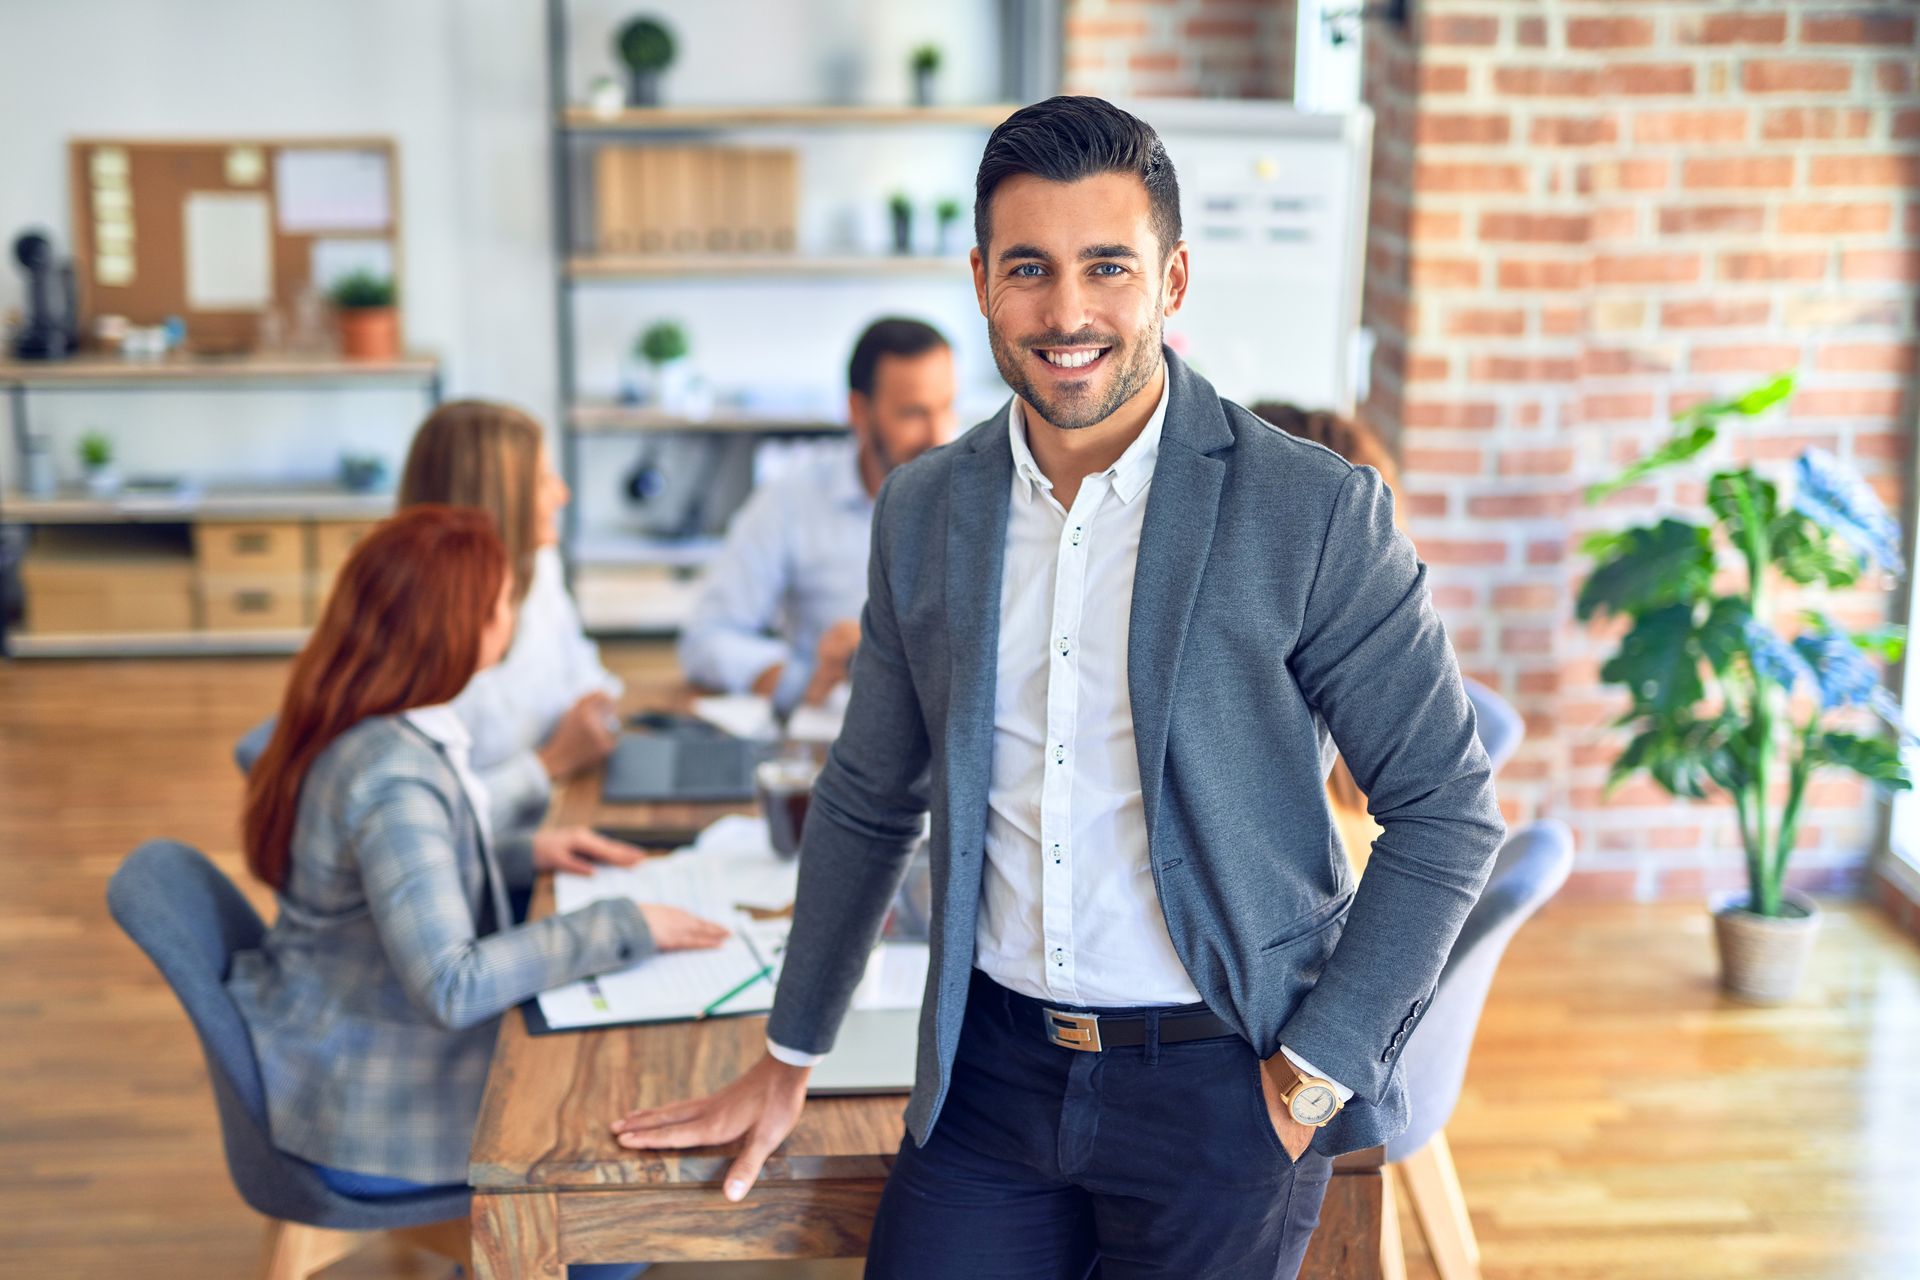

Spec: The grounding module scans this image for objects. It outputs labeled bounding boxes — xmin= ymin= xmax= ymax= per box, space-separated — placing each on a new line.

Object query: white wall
xmin=0 ymin=0 xmax=1005 ymax=496
xmin=0 ymin=0 xmax=553 ymax=488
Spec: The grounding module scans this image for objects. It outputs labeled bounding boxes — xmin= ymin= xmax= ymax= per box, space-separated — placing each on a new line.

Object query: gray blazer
xmin=227 ymin=715 xmax=652 ymax=1184
xmin=766 ymin=351 xmax=1507 ymax=1158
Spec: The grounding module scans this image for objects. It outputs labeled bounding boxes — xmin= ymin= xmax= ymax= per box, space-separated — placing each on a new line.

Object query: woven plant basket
xmin=1712 ymin=891 xmax=1820 ymax=1004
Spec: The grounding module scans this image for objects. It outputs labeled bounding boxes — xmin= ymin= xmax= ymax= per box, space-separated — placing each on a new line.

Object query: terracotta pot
xmin=338 ymin=307 xmax=399 ymax=361
xmin=1711 ymin=891 xmax=1820 ymax=1004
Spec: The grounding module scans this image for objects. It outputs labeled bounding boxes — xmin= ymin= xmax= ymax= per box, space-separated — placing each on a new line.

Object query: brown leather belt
xmin=1040 ymin=1005 xmax=1238 ymax=1053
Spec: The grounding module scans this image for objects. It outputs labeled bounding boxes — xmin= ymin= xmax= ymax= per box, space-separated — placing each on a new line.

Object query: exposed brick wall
xmin=1361 ymin=1 xmax=1920 ymax=901
xmin=1064 ymin=0 xmax=1298 ymax=100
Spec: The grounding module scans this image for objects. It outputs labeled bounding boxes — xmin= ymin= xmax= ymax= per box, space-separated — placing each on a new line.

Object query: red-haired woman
xmin=229 ymin=506 xmax=723 ymax=1273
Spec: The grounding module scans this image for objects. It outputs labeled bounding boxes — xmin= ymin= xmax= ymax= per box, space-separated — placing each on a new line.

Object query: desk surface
xmin=469 ymin=685 xmax=1388 ymax=1276
xmin=469 ymin=777 xmax=906 ymax=1193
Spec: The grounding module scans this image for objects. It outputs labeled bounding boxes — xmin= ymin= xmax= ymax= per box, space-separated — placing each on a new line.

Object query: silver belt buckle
xmin=1043 ymin=1008 xmax=1102 ymax=1052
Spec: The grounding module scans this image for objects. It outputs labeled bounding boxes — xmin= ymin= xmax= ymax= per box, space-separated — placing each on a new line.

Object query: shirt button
xmin=1052 ymin=948 xmax=1065 ymax=965
xmin=1051 ymin=843 xmax=1063 ymax=865
xmin=1056 ymin=636 xmax=1070 ymax=656
xmin=1071 ymin=527 xmax=1083 ymax=546
xmin=1053 ymin=744 xmax=1065 ymax=764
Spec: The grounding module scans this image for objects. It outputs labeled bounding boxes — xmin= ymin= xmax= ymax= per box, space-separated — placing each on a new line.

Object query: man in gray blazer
xmin=616 ymin=96 xmax=1506 ymax=1278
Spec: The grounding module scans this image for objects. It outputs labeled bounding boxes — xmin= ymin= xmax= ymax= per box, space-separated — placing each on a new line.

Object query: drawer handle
xmin=234 ymin=533 xmax=271 ymax=555
xmin=236 ymin=591 xmax=273 ymax=613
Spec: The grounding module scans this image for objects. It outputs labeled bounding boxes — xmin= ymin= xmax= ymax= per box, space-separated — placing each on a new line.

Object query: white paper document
xmin=275 ymin=148 xmax=391 ymax=232
xmin=184 ymin=192 xmax=272 ymax=309
xmin=536 ymin=833 xmax=927 ymax=1030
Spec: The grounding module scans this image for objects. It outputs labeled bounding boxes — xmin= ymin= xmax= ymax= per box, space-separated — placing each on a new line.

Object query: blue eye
xmin=1092 ymin=263 xmax=1125 ymax=276
xmin=1010 ymin=263 xmax=1045 ymax=277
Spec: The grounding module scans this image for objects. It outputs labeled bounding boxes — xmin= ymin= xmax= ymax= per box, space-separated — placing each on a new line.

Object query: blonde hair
xmin=398 ymin=400 xmax=544 ymax=604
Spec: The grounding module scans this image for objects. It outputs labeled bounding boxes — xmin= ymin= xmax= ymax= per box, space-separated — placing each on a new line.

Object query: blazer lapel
xmin=945 ymin=416 xmax=1013 ymax=839
xmin=1130 ymin=354 xmax=1234 ymax=840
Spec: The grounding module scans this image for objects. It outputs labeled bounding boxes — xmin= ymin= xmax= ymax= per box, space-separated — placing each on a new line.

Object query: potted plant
xmin=587 ymin=74 xmax=625 ymax=118
xmin=329 ymin=271 xmax=398 ymax=361
xmin=616 ymin=15 xmax=676 ymax=107
xmin=888 ymin=193 xmax=914 ymax=255
xmin=636 ymin=320 xmax=691 ymax=413
xmin=1578 ymin=372 xmax=1913 ymax=1003
xmin=935 ymin=197 xmax=964 ymax=255
xmin=911 ymin=44 xmax=942 ymax=107
xmin=78 ymin=430 xmax=118 ymax=497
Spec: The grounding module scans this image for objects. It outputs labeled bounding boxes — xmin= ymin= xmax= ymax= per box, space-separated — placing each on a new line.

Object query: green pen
xmin=699 ymin=962 xmax=775 ymax=1018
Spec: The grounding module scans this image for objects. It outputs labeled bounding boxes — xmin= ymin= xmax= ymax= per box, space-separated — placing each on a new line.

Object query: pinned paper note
xmin=310 ymin=238 xmax=394 ymax=292
xmin=275 ymin=148 xmax=390 ymax=232
xmin=224 ymin=145 xmax=265 ymax=186
xmin=184 ymin=192 xmax=272 ymax=309
xmin=89 ymin=147 xmax=128 ymax=184
xmin=96 ymin=253 xmax=135 ymax=286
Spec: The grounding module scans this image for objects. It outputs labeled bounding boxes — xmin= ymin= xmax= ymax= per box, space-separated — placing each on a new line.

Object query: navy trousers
xmin=865 ymin=971 xmax=1334 ymax=1279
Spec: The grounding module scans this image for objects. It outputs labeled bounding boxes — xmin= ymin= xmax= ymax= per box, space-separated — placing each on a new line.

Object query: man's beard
xmin=989 ymin=315 xmax=1163 ymax=431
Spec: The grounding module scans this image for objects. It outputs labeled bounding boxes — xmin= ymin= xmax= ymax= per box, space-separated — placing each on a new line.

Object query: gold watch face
xmin=1290 ymin=1083 xmax=1338 ymax=1126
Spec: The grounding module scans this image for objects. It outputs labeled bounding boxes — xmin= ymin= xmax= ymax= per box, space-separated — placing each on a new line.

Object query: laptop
xmin=601 ymin=727 xmax=770 ymax=804
xmin=805 ymin=1007 xmax=920 ymax=1097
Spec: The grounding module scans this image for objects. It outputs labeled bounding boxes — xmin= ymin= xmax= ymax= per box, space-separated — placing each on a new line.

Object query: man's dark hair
xmin=848 ymin=317 xmax=950 ymax=396
xmin=974 ymin=95 xmax=1181 ymax=259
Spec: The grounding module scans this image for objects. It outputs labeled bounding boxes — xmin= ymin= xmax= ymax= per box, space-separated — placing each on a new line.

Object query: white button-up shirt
xmin=678 ymin=441 xmax=874 ymax=708
xmin=772 ymin=377 xmax=1348 ymax=1098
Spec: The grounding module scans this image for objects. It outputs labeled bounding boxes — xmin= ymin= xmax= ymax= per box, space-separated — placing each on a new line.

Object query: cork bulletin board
xmin=67 ymin=137 xmax=402 ymax=352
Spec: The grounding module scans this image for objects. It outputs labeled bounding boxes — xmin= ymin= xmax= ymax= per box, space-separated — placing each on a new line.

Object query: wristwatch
xmin=1273 ymin=1055 xmax=1344 ymax=1127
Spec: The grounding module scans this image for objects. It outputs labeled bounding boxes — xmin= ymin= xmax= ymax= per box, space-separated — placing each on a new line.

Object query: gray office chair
xmin=234 ymin=715 xmax=276 ymax=774
xmin=1381 ymin=819 xmax=1574 ymax=1280
xmin=107 ymin=840 xmax=470 ymax=1279
xmin=1463 ymin=677 xmax=1523 ymax=773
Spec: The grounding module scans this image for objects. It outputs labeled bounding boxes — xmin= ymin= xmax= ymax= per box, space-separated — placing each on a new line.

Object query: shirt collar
xmin=404 ymin=703 xmax=473 ymax=755
xmin=1006 ymin=367 xmax=1170 ymax=507
xmin=836 ymin=442 xmax=877 ymax=511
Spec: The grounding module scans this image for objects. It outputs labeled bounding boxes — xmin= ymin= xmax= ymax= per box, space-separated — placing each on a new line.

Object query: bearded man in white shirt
xmin=615 ymin=96 xmax=1505 ymax=1280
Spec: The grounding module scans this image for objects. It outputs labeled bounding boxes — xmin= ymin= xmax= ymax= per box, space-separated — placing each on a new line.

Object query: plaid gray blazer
xmin=227 ymin=714 xmax=652 ymax=1184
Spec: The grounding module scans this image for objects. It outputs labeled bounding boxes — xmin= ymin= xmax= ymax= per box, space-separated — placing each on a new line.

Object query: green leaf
xmin=1807 ymin=730 xmax=1913 ymax=791
xmin=1770 ymin=510 xmax=1863 ymax=588
xmin=1697 ymin=596 xmax=1752 ymax=676
xmin=1731 ymin=372 xmax=1797 ymax=416
xmin=1848 ymin=624 xmax=1907 ymax=664
xmin=1606 ymin=716 xmax=1739 ymax=802
xmin=1599 ymin=603 xmax=1706 ymax=715
xmin=1576 ymin=519 xmax=1715 ymax=620
xmin=1706 ymin=468 xmax=1775 ymax=545
xmin=1585 ymin=422 xmax=1718 ymax=503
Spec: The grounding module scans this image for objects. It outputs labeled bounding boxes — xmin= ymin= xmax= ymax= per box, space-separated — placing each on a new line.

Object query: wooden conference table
xmin=468 ymin=692 xmax=1395 ymax=1277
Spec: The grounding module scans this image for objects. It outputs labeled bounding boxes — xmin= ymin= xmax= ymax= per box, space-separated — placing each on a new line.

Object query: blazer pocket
xmin=1257 ymin=891 xmax=1354 ymax=954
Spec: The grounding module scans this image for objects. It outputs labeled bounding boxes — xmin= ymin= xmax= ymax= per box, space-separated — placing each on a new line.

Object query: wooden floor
xmin=1 ymin=645 xmax=1916 ymax=1278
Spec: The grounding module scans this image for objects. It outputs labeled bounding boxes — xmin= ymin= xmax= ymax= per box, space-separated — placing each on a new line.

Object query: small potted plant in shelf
xmin=636 ymin=320 xmax=691 ymax=413
xmin=78 ymin=430 xmax=118 ymax=497
xmin=888 ymin=193 xmax=915 ymax=255
xmin=935 ymin=197 xmax=964 ymax=255
xmin=587 ymin=74 xmax=625 ymax=119
xmin=329 ymin=271 xmax=398 ymax=361
xmin=1578 ymin=372 xmax=1913 ymax=1004
xmin=616 ymin=15 xmax=676 ymax=107
xmin=911 ymin=44 xmax=942 ymax=107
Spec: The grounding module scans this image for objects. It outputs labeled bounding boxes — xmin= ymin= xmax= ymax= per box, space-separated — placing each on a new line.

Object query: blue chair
xmin=1384 ymin=819 xmax=1574 ymax=1280
xmin=107 ymin=839 xmax=470 ymax=1279
xmin=234 ymin=715 xmax=276 ymax=774
xmin=1463 ymin=677 xmax=1524 ymax=774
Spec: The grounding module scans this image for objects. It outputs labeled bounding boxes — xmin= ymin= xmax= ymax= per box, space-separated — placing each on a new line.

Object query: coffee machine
xmin=10 ymin=230 xmax=79 ymax=360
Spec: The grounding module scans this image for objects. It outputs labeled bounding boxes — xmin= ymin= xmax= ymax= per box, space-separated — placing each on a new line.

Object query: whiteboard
xmin=1123 ymin=100 xmax=1374 ymax=414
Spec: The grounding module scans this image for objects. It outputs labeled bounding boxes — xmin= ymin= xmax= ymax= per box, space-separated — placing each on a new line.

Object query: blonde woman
xmin=398 ymin=401 xmax=623 ymax=819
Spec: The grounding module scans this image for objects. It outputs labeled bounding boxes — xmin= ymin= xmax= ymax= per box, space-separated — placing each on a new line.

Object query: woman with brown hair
xmin=398 ymin=400 xmax=622 ymax=813
xmin=229 ymin=506 xmax=721 ymax=1277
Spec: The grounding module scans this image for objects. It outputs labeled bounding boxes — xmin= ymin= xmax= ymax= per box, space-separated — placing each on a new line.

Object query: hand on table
xmin=802 ymin=619 xmax=861 ymax=707
xmin=537 ymin=692 xmax=620 ymax=780
xmin=531 ymin=826 xmax=645 ymax=876
xmin=611 ymin=1051 xmax=812 ymax=1201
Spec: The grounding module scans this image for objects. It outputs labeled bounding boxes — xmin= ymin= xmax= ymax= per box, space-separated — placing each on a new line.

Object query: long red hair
xmin=243 ymin=505 xmax=508 ymax=889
